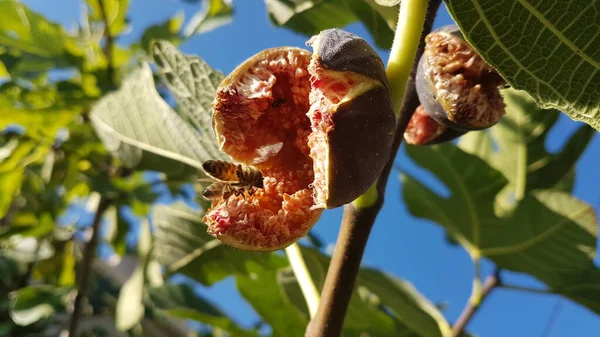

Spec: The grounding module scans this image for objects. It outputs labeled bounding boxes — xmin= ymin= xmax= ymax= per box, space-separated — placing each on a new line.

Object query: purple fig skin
xmin=325 ymin=86 xmax=395 ymax=207
xmin=308 ymin=28 xmax=390 ymax=88
xmin=308 ymin=29 xmax=395 ymax=208
xmin=427 ymin=128 xmax=466 ymax=145
xmin=416 ymin=25 xmax=506 ymax=132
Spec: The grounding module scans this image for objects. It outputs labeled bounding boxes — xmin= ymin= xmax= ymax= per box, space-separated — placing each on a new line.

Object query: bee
xmin=200 ymin=160 xmax=264 ymax=202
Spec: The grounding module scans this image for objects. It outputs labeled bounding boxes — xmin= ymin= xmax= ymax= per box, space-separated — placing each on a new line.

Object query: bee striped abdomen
xmin=203 ymin=160 xmax=239 ymax=182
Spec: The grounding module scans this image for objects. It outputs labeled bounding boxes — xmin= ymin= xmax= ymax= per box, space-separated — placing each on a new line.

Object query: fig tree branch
xmin=68 ymin=195 xmax=112 ymax=337
xmin=305 ymin=0 xmax=441 ymax=336
xmin=450 ymin=270 xmax=500 ymax=337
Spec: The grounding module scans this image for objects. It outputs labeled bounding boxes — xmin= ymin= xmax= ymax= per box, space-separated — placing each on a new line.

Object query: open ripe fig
xmin=206 ymin=29 xmax=394 ymax=251
xmin=404 ymin=105 xmax=467 ymax=145
xmin=416 ymin=25 xmax=507 ymax=131
xmin=404 ymin=105 xmax=466 ymax=145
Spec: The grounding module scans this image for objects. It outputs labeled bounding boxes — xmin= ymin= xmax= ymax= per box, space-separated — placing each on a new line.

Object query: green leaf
xmin=280 ymin=247 xmax=452 ymax=337
xmin=459 ymin=88 xmax=595 ymax=212
xmin=0 ymin=212 xmax=54 ymax=240
xmin=0 ymin=253 xmax=20 ymax=288
xmin=265 ymin=0 xmax=397 ymax=49
xmin=444 ymin=0 xmax=600 ymax=131
xmin=236 ymin=263 xmax=308 ymax=337
xmin=149 ymin=283 xmax=258 ymax=337
xmin=58 ymin=241 xmax=76 ymax=287
xmin=403 ymin=144 xmax=600 ymax=313
xmin=373 ymin=0 xmax=399 ymax=6
xmin=140 ymin=13 xmax=184 ymax=53
xmin=0 ymin=100 xmax=81 ymax=140
xmin=115 ymin=264 xmax=145 ymax=331
xmin=559 ymin=268 xmax=600 ymax=314
xmin=0 ymin=0 xmax=81 ymax=60
xmin=357 ymin=269 xmax=452 ymax=337
xmin=2 ymin=237 xmax=55 ymax=263
xmin=116 ymin=220 xmax=152 ymax=331
xmin=152 ymin=202 xmax=285 ymax=285
xmin=0 ymin=169 xmax=23 ymax=219
xmin=183 ymin=0 xmax=234 ymax=36
xmin=151 ymin=40 xmax=229 ymax=161
xmin=9 ymin=285 xmax=70 ymax=326
xmin=90 ymin=63 xmax=210 ymax=178
xmin=86 ymin=0 xmax=131 ymax=36
xmin=104 ymin=206 xmax=129 ymax=255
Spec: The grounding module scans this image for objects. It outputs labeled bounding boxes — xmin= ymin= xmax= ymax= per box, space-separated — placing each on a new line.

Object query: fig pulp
xmin=207 ymin=29 xmax=394 ymax=251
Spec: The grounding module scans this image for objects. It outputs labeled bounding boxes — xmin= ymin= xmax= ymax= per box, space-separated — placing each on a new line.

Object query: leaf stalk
xmin=449 ymin=270 xmax=500 ymax=337
xmin=285 ymin=243 xmax=321 ymax=318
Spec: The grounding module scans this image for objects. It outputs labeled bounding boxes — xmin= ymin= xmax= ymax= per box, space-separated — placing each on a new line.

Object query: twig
xmin=68 ymin=196 xmax=113 ymax=337
xmin=499 ymin=284 xmax=556 ymax=295
xmin=449 ymin=270 xmax=500 ymax=337
xmin=305 ymin=1 xmax=441 ymax=336
xmin=285 ymin=243 xmax=321 ymax=318
xmin=97 ymin=0 xmax=116 ymax=86
xmin=540 ymin=300 xmax=563 ymax=337
xmin=305 ymin=205 xmax=381 ymax=337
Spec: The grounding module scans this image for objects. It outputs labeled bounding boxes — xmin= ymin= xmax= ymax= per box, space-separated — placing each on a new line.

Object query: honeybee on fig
xmin=200 ymin=160 xmax=264 ymax=202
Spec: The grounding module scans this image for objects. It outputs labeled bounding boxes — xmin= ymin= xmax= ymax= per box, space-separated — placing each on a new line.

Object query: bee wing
xmin=202 ymin=181 xmax=227 ymax=199
xmin=253 ymin=142 xmax=283 ymax=164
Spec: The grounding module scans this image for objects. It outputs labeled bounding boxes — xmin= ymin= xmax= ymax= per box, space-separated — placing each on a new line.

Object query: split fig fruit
xmin=206 ymin=29 xmax=394 ymax=251
xmin=416 ymin=25 xmax=507 ymax=131
xmin=404 ymin=105 xmax=466 ymax=145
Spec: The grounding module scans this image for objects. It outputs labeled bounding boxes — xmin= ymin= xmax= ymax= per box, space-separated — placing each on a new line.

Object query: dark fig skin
xmin=416 ymin=25 xmax=506 ymax=132
xmin=309 ymin=29 xmax=395 ymax=208
xmin=427 ymin=128 xmax=466 ymax=145
xmin=312 ymin=28 xmax=390 ymax=88
xmin=325 ymin=86 xmax=394 ymax=206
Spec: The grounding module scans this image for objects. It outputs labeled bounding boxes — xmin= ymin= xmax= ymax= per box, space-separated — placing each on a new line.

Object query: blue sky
xmin=21 ymin=0 xmax=600 ymax=336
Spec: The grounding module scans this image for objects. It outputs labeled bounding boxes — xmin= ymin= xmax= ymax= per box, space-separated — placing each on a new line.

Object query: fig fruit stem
xmin=285 ymin=243 xmax=320 ymax=318
xmin=386 ymin=0 xmax=429 ymax=115
xmin=306 ymin=1 xmax=442 ymax=336
xmin=352 ymin=0 xmax=429 ymax=209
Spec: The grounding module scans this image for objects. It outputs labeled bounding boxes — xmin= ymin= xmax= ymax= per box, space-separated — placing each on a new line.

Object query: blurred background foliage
xmin=0 ymin=0 xmax=598 ymax=336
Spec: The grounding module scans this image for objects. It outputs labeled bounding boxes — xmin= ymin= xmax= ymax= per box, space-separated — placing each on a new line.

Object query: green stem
xmin=386 ymin=0 xmax=429 ymax=113
xmin=352 ymin=0 xmax=429 ymax=209
xmin=470 ymin=258 xmax=483 ymax=305
xmin=285 ymin=243 xmax=320 ymax=318
xmin=306 ymin=2 xmax=441 ymax=335
xmin=450 ymin=270 xmax=500 ymax=337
